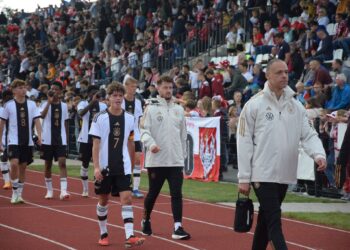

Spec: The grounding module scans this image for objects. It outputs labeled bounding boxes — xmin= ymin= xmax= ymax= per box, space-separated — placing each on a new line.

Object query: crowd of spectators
xmin=0 ymin=0 xmax=349 ymax=199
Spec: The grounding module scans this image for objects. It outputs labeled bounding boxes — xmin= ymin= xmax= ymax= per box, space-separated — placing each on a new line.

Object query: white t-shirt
xmin=89 ymin=110 xmax=134 ymax=175
xmin=189 ymin=71 xmax=199 ymax=89
xmin=242 ymin=71 xmax=254 ymax=82
xmin=40 ymin=101 xmax=69 ymax=145
xmin=78 ymin=100 xmax=107 ymax=143
xmin=264 ymin=28 xmax=276 ymax=46
xmin=0 ymin=99 xmax=41 ymax=146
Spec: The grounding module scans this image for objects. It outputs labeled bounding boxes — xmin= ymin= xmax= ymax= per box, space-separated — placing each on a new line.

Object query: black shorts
xmin=135 ymin=141 xmax=142 ymax=152
xmin=95 ymin=173 xmax=132 ymax=195
xmin=7 ymin=145 xmax=33 ymax=165
xmin=40 ymin=145 xmax=67 ymax=161
xmin=1 ymin=147 xmax=8 ymax=162
xmin=79 ymin=142 xmax=93 ymax=164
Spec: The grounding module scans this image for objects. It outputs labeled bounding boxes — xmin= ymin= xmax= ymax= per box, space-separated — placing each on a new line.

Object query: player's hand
xmin=150 ymin=145 xmax=160 ymax=153
xmin=315 ymin=157 xmax=326 ymax=172
xmin=47 ymin=95 xmax=54 ymax=104
xmin=238 ymin=183 xmax=251 ymax=196
xmin=94 ymin=168 xmax=103 ymax=182
xmin=37 ymin=136 xmax=42 ymax=146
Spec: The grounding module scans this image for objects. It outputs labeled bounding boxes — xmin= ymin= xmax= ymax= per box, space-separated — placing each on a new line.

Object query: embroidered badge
xmin=265 ymin=112 xmax=274 ymax=121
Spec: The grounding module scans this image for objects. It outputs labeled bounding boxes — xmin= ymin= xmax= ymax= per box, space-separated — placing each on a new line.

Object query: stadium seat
xmin=324 ymin=49 xmax=343 ymax=64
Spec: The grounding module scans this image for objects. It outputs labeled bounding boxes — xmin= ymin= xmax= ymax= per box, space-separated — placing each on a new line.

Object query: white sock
xmin=11 ymin=178 xmax=19 ymax=195
xmin=133 ymin=165 xmax=141 ymax=191
xmin=97 ymin=203 xmax=108 ymax=236
xmin=60 ymin=177 xmax=67 ymax=192
xmin=18 ymin=182 xmax=24 ymax=196
xmin=45 ymin=178 xmax=53 ymax=192
xmin=0 ymin=162 xmax=10 ymax=183
xmin=122 ymin=205 xmax=134 ymax=239
xmin=80 ymin=166 xmax=89 ymax=192
xmin=174 ymin=222 xmax=182 ymax=230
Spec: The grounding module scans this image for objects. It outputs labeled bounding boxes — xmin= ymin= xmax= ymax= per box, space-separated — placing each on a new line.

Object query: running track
xmin=0 ymin=169 xmax=349 ymax=250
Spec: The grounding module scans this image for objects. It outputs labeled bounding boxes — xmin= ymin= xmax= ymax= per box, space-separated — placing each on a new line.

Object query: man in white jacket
xmin=237 ymin=59 xmax=326 ymax=250
xmin=140 ymin=75 xmax=190 ymax=240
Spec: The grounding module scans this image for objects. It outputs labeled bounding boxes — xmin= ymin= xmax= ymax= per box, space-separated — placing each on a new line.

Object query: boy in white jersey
xmin=0 ymin=90 xmax=13 ymax=190
xmin=89 ymin=83 xmax=145 ymax=248
xmin=0 ymin=79 xmax=42 ymax=204
xmin=122 ymin=77 xmax=144 ymax=198
xmin=77 ymin=84 xmax=107 ymax=197
xmin=40 ymin=82 xmax=70 ymax=200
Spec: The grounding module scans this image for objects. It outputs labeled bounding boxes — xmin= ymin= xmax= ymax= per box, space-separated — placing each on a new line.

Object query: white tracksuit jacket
xmin=140 ymin=96 xmax=187 ymax=168
xmin=237 ymin=83 xmax=326 ymax=184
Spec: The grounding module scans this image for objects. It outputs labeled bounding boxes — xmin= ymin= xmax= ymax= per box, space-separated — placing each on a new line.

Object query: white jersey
xmin=0 ymin=107 xmax=7 ymax=147
xmin=0 ymin=99 xmax=41 ymax=146
xmin=40 ymin=101 xmax=69 ymax=145
xmin=89 ymin=110 xmax=134 ymax=175
xmin=122 ymin=98 xmax=143 ymax=141
xmin=77 ymin=100 xmax=107 ymax=143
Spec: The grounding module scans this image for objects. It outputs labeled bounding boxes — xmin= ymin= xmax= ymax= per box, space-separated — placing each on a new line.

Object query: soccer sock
xmin=0 ymin=162 xmax=10 ymax=183
xmin=45 ymin=178 xmax=53 ymax=192
xmin=174 ymin=222 xmax=182 ymax=231
xmin=97 ymin=203 xmax=108 ymax=236
xmin=133 ymin=165 xmax=141 ymax=191
xmin=80 ymin=166 xmax=89 ymax=192
xmin=122 ymin=205 xmax=134 ymax=239
xmin=60 ymin=178 xmax=68 ymax=192
xmin=17 ymin=182 xmax=24 ymax=197
xmin=11 ymin=178 xmax=19 ymax=195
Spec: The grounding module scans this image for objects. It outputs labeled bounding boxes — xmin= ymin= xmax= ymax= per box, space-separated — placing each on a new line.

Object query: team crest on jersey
xmin=265 ymin=112 xmax=274 ymax=121
xmin=287 ymin=105 xmax=295 ymax=114
xmin=157 ymin=115 xmax=163 ymax=122
xmin=113 ymin=127 xmax=120 ymax=136
xmin=20 ymin=111 xmax=26 ymax=118
xmin=54 ymin=109 xmax=60 ymax=118
xmin=199 ymin=128 xmax=216 ymax=179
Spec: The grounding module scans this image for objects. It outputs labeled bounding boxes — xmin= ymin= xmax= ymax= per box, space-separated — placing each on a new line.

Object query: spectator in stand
xmin=205 ymin=68 xmax=224 ymax=98
xmin=317 ymin=8 xmax=330 ymax=27
xmin=332 ymin=13 xmax=350 ymax=59
xmin=255 ymin=21 xmax=276 ymax=55
xmin=310 ymin=59 xmax=333 ymax=87
xmin=103 ymin=27 xmax=115 ymax=55
xmin=198 ymin=70 xmax=211 ymax=99
xmin=325 ymin=73 xmax=350 ymax=111
xmin=252 ymin=26 xmax=263 ymax=48
xmin=226 ymin=25 xmax=237 ymax=55
xmin=311 ymin=81 xmax=328 ymax=107
xmin=277 ymin=11 xmax=290 ymax=32
xmin=274 ymin=32 xmax=291 ymax=64
xmin=238 ymin=61 xmax=253 ymax=84
xmin=300 ymin=23 xmax=318 ymax=59
xmin=197 ymin=96 xmax=212 ymax=117
xmin=282 ymin=24 xmax=294 ymax=43
xmin=184 ymin=99 xmax=200 ymax=117
xmin=212 ymin=96 xmax=229 ymax=180
xmin=311 ymin=27 xmax=333 ymax=62
xmin=224 ymin=65 xmax=248 ymax=100
xmin=332 ymin=59 xmax=350 ymax=84
xmin=295 ymin=81 xmax=307 ymax=105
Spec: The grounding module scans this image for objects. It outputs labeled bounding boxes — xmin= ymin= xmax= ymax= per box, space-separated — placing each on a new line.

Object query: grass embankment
xmin=28 ymin=165 xmax=350 ymax=231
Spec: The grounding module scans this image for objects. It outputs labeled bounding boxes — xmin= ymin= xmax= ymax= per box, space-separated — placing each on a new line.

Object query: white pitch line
xmin=0 ymin=223 xmax=76 ymax=250
xmin=6 ymin=179 xmax=316 ymax=250
xmin=0 ymin=195 xmax=201 ymax=250
xmin=25 ymin=169 xmax=350 ymax=234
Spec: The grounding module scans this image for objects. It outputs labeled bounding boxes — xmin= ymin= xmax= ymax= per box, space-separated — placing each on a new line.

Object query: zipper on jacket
xmin=279 ymin=111 xmax=281 ymax=120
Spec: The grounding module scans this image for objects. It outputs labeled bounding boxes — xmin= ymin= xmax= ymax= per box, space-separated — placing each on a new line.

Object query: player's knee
xmin=121 ymin=195 xmax=132 ymax=205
